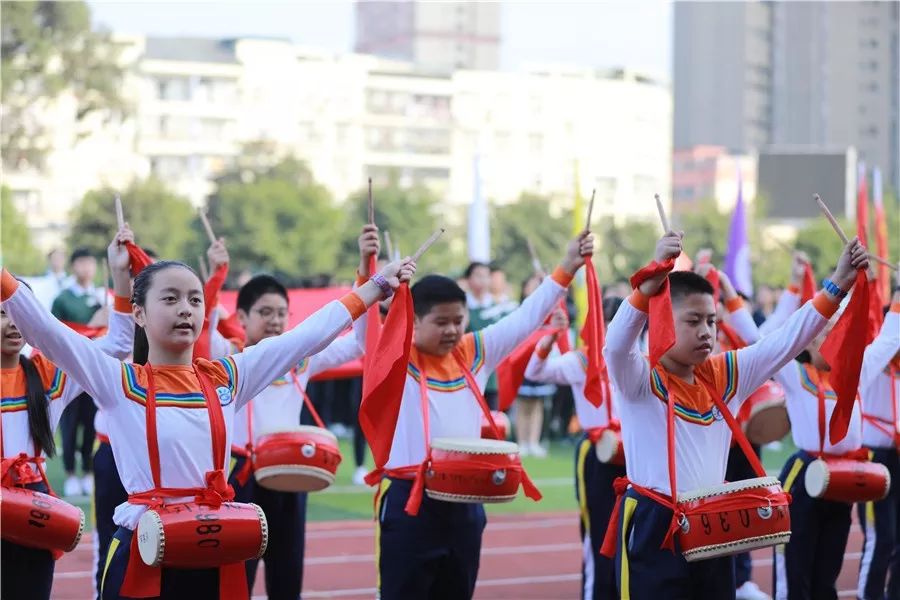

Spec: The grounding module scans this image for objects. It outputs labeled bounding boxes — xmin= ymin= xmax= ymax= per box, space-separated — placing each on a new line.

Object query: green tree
xmin=207 ymin=157 xmax=343 ymax=281
xmin=339 ymin=178 xmax=449 ymax=276
xmin=69 ymin=178 xmax=197 ymax=260
xmin=489 ymin=193 xmax=572 ymax=288
xmin=591 ymin=217 xmax=660 ymax=285
xmin=1 ymin=1 xmax=126 ymax=169
xmin=0 ymin=186 xmax=44 ymax=274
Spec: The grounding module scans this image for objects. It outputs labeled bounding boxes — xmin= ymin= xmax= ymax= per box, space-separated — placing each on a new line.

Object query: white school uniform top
xmin=728 ymin=294 xmax=867 ymax=455
xmin=230 ymin=322 xmax=366 ymax=449
xmin=525 ymin=349 xmax=617 ymax=430
xmin=384 ymin=273 xmax=570 ymax=470
xmin=858 ymin=307 xmax=900 ymax=448
xmin=1 ymin=308 xmax=133 ymax=475
xmin=603 ymin=292 xmax=837 ymax=495
xmin=2 ymin=278 xmax=361 ymax=529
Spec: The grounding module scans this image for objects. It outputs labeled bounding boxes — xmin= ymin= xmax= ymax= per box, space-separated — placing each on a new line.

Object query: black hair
xmin=144 ymin=248 xmax=159 ymax=260
xmin=668 ymin=271 xmax=715 ymax=303
xmin=464 ymin=262 xmax=490 ymax=279
xmin=411 ymin=275 xmax=467 ymax=317
xmin=69 ymin=247 xmax=93 ymax=264
xmin=236 ymin=275 xmax=288 ymax=313
xmin=602 ymin=296 xmax=624 ymax=325
xmin=130 ymin=260 xmax=200 ymax=365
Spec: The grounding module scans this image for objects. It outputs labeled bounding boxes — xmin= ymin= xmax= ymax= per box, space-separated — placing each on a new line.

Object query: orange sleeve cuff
xmin=890 ymin=302 xmax=900 ymax=314
xmin=340 ymin=292 xmax=367 ymax=321
xmin=812 ymin=292 xmax=840 ymax=319
xmin=550 ymin=266 xmax=574 ymax=288
xmin=628 ymin=289 xmax=650 ymax=313
xmin=787 ymin=284 xmax=800 ymax=295
xmin=113 ymin=295 xmax=131 ymax=313
xmin=355 ymin=272 xmax=368 ymax=288
xmin=535 ymin=342 xmax=552 ymax=359
xmin=1 ymin=269 xmax=20 ymax=301
xmin=725 ymin=297 xmax=744 ymax=313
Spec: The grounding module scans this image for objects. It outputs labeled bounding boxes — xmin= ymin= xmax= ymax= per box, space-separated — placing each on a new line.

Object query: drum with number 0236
xmin=739 ymin=381 xmax=790 ymax=445
xmin=0 ymin=485 xmax=84 ymax=552
xmin=676 ymin=477 xmax=792 ymax=562
xmin=594 ymin=428 xmax=625 ymax=466
xmin=425 ymin=438 xmax=523 ymax=504
xmin=481 ymin=411 xmax=510 ymax=440
xmin=253 ymin=426 xmax=342 ymax=492
xmin=805 ymin=458 xmax=891 ymax=503
xmin=136 ymin=501 xmax=268 ymax=568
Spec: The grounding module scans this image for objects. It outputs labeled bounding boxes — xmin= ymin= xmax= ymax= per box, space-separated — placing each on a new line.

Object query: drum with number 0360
xmin=253 ymin=426 xmax=342 ymax=492
xmin=676 ymin=477 xmax=792 ymax=562
xmin=425 ymin=438 xmax=523 ymax=504
xmin=739 ymin=381 xmax=790 ymax=445
xmin=481 ymin=411 xmax=510 ymax=440
xmin=136 ymin=501 xmax=268 ymax=568
xmin=594 ymin=428 xmax=625 ymax=466
xmin=804 ymin=458 xmax=891 ymax=503
xmin=0 ymin=485 xmax=85 ymax=552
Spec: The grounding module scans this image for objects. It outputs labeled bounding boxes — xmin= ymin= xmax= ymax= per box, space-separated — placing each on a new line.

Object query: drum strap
xmin=0 ymin=381 xmax=54 ymax=492
xmin=290 ymin=369 xmax=327 ymax=429
xmin=121 ymin=363 xmax=245 ymax=600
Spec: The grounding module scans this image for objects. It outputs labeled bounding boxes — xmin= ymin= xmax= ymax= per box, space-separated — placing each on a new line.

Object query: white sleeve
xmin=759 ymin=291 xmax=801 ymax=337
xmin=480 ymin=276 xmax=567 ymax=373
xmin=307 ymin=331 xmax=365 ymax=378
xmin=208 ymin=328 xmax=237 ymax=361
xmin=525 ymin=351 xmax=585 ymax=386
xmin=230 ymin=300 xmax=354 ymax=409
xmin=727 ymin=305 xmax=761 ymax=345
xmin=734 ymin=299 xmax=832 ymax=401
xmin=3 ymin=283 xmax=123 ymax=411
xmin=859 ymin=310 xmax=900 ymax=391
xmin=603 ymin=297 xmax=651 ymax=401
xmin=92 ymin=308 xmax=135 ymax=360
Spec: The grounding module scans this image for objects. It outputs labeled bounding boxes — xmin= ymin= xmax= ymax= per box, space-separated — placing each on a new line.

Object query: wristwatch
xmin=371 ymin=273 xmax=393 ymax=299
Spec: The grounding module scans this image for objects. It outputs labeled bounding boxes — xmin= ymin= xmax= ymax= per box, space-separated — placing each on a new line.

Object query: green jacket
xmin=51 ymin=287 xmax=101 ymax=324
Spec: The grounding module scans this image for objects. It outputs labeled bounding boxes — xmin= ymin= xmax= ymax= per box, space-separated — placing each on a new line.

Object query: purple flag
xmin=724 ymin=167 xmax=753 ymax=296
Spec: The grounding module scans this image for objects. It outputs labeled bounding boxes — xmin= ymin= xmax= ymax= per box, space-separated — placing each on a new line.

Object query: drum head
xmin=804 ymin=459 xmax=829 ymax=498
xmin=594 ymin=430 xmax=620 ymax=463
xmin=678 ymin=476 xmax=781 ymax=503
xmin=136 ymin=510 xmax=165 ymax=567
xmin=745 ymin=404 xmax=790 ymax=445
xmin=425 ymin=490 xmax=518 ymax=504
xmin=430 ymin=437 xmax=519 ymax=455
xmin=254 ymin=466 xmax=335 ymax=492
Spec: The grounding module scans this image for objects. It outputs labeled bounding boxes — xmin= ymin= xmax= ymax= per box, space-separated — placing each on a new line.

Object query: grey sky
xmin=89 ymin=1 xmax=672 ymax=79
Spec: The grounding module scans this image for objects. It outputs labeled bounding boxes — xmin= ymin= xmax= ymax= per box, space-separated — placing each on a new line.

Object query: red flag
xmin=873 ymin=170 xmax=890 ymax=299
xmin=580 ymin=257 xmax=606 ymax=407
xmin=857 ymin=165 xmax=869 ymax=246
xmin=705 ymin=267 xmax=721 ymax=306
xmin=193 ymin=263 xmax=229 ymax=361
xmin=360 ymin=283 xmax=413 ymax=468
xmin=866 ymin=277 xmax=885 ymax=344
xmin=124 ymin=242 xmax=153 ymax=277
xmin=363 ymin=255 xmax=383 ymax=371
xmin=555 ymin=300 xmax=571 ymax=353
xmin=217 ymin=311 xmax=245 ymax=345
xmin=800 ymin=262 xmax=817 ymax=304
xmin=822 ymin=270 xmax=870 ymax=444
xmin=496 ymin=328 xmax=551 ymax=411
xmin=630 ymin=259 xmax=676 ymax=367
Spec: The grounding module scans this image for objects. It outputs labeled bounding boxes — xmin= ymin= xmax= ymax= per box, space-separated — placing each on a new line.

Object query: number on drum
xmin=197 ymin=538 xmax=220 ymax=548
xmin=719 ymin=512 xmax=730 ymax=532
xmin=700 ymin=514 xmax=712 ymax=535
xmin=739 ymin=509 xmax=751 ymax=528
xmin=196 ymin=524 xmax=222 ymax=535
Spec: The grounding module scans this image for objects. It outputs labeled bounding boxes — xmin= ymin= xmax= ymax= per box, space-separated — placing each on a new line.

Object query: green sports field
xmin=44 ymin=436 xmax=797 ymax=529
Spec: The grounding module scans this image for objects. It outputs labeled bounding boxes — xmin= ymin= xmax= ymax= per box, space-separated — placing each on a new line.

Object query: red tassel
xmin=866 ymin=277 xmax=885 ymax=344
xmin=630 ymin=259 xmax=677 ymax=367
xmin=120 ymin=531 xmax=161 ymax=598
xmin=705 ymin=267 xmax=721 ymax=306
xmin=403 ymin=461 xmax=428 ymax=516
xmin=599 ymin=477 xmax=630 ymax=558
xmin=519 ymin=468 xmax=543 ymax=501
xmin=496 ymin=329 xmax=551 ymax=411
xmin=125 ymin=242 xmax=153 ymax=277
xmin=801 ymin=263 xmax=817 ymax=304
xmin=822 ymin=270 xmax=870 ymax=444
xmin=218 ymin=562 xmax=250 ymax=600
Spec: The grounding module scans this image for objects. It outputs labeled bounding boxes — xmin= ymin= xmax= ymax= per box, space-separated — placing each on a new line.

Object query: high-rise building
xmin=674 ymin=1 xmax=899 ymax=190
xmin=355 ymin=1 xmax=500 ymax=73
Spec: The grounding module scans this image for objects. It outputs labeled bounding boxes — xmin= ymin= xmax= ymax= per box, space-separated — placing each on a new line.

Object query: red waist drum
xmin=136 ymin=501 xmax=268 ymax=568
xmin=676 ymin=477 xmax=791 ymax=562
xmin=738 ymin=381 xmax=790 ymax=445
xmin=0 ymin=486 xmax=85 ymax=552
xmin=805 ymin=457 xmax=891 ymax=503
xmin=426 ymin=438 xmax=523 ymax=504
xmin=481 ymin=411 xmax=510 ymax=440
xmin=253 ymin=426 xmax=342 ymax=493
xmin=594 ymin=428 xmax=625 ymax=466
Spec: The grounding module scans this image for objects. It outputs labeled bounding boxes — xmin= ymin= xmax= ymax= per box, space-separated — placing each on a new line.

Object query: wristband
xmin=371 ymin=273 xmax=393 ymax=299
xmin=821 ymin=278 xmax=847 ymax=299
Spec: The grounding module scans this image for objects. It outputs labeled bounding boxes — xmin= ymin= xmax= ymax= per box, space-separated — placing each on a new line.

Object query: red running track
xmin=50 ymin=511 xmax=865 ymax=599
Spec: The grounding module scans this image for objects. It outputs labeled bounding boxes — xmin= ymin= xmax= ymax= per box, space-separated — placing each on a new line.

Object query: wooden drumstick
xmin=199 ymin=209 xmax=217 ymax=244
xmin=367 ymin=177 xmax=375 ymax=225
xmin=585 ymin=189 xmax=596 ymax=231
xmin=526 ymin=239 xmax=544 ymax=276
xmin=411 ymin=228 xmax=445 ymax=262
xmin=655 ymin=193 xmax=670 ymax=233
xmin=814 ymin=194 xmax=850 ymax=244
xmin=384 ymin=230 xmax=394 ymax=262
xmin=197 ymin=255 xmax=210 ymax=282
xmin=869 ymin=254 xmax=899 ymax=272
xmin=115 ymin=194 xmax=125 ymax=230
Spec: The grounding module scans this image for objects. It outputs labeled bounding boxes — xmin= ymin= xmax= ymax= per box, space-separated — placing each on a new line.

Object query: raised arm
xmin=525 ymin=347 xmax=585 ymax=387
xmin=307 ymin=328 xmax=365 ymax=377
xmin=860 ymin=294 xmax=900 ymax=390
xmin=603 ymin=293 xmax=651 ymax=400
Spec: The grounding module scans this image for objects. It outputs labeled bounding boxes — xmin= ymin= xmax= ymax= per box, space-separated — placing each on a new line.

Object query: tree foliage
xmin=69 ymin=178 xmax=197 ymax=260
xmin=1 ymin=186 xmax=44 ymax=274
xmin=1 ymin=1 xmax=126 ymax=169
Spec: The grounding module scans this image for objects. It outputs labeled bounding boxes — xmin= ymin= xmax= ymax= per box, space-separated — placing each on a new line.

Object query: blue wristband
xmin=821 ymin=278 xmax=847 ymax=299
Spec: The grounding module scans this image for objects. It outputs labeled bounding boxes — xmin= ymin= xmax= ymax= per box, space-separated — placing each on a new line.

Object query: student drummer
xmin=370 ymin=231 xmax=593 ymax=600
xmin=603 ymin=229 xmax=868 ymax=598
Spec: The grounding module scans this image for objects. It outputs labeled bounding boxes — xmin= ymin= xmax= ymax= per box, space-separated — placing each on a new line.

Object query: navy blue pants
xmin=726 ymin=442 xmax=762 ymax=588
xmin=60 ymin=392 xmax=97 ymax=473
xmin=376 ymin=477 xmax=486 ymax=600
xmin=94 ymin=440 xmax=128 ymax=599
xmin=1 ymin=481 xmax=55 ymax=600
xmin=857 ymin=447 xmax=900 ymax=600
xmin=100 ymin=527 xmax=222 ymax=600
xmin=614 ymin=488 xmax=736 ymax=599
xmin=575 ymin=434 xmax=625 ymax=599
xmin=228 ymin=452 xmax=308 ymax=599
xmin=773 ymin=451 xmax=851 ymax=600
